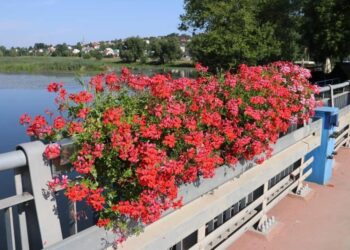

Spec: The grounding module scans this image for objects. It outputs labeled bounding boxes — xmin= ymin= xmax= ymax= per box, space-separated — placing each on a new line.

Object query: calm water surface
xmin=0 ymin=73 xmax=85 ymax=246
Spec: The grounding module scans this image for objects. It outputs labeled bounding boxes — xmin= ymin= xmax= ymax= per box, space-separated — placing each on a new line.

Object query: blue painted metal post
xmin=306 ymin=107 xmax=339 ymax=184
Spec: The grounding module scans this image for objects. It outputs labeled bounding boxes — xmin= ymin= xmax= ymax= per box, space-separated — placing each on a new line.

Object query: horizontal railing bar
xmin=335 ymin=130 xmax=348 ymax=144
xmin=0 ymin=138 xmax=74 ymax=172
xmin=333 ymin=91 xmax=350 ymax=99
xmin=0 ymin=192 xmax=34 ymax=210
xmin=318 ymin=81 xmax=350 ymax=93
xmin=0 ymin=150 xmax=27 ymax=171
xmin=315 ymin=78 xmax=340 ymax=85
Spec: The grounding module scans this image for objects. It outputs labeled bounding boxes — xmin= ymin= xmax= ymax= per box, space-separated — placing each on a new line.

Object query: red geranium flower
xmin=44 ymin=143 xmax=60 ymax=160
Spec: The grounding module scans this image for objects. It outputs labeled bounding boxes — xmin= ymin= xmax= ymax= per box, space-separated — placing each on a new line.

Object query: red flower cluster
xmin=43 ymin=143 xmax=61 ymax=160
xmin=53 ymin=116 xmax=65 ymax=130
xmin=25 ymin=115 xmax=52 ymax=138
xmin=19 ymin=113 xmax=31 ymax=125
xmin=47 ymin=82 xmax=63 ymax=93
xmin=65 ymin=184 xmax=89 ymax=202
xmin=86 ymin=188 xmax=105 ymax=211
xmin=21 ymin=61 xmax=320 ymax=240
xmin=69 ymin=91 xmax=93 ymax=104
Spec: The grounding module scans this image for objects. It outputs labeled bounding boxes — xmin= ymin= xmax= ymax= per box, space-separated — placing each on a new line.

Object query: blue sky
xmin=0 ymin=0 xmax=185 ymax=48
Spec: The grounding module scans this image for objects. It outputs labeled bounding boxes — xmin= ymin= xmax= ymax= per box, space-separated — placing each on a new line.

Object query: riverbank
xmin=0 ymin=56 xmax=194 ymax=74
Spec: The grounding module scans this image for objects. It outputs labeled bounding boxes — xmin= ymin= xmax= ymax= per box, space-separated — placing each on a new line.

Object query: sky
xmin=0 ymin=0 xmax=185 ymax=48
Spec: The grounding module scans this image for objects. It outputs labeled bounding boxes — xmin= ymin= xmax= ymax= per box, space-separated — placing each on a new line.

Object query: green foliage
xmin=34 ymin=43 xmax=47 ymax=50
xmin=75 ymin=42 xmax=83 ymax=51
xmin=257 ymin=0 xmax=303 ymax=60
xmin=53 ymin=43 xmax=71 ymax=57
xmin=120 ymin=37 xmax=146 ymax=63
xmin=180 ymin=0 xmax=281 ymax=71
xmin=0 ymin=46 xmax=6 ymax=54
xmin=180 ymin=0 xmax=350 ymax=70
xmin=88 ymin=50 xmax=103 ymax=60
xmin=150 ymin=35 xmax=182 ymax=64
xmin=302 ymin=0 xmax=350 ymax=61
xmin=9 ymin=48 xmax=17 ymax=57
xmin=0 ymin=56 xmax=106 ymax=73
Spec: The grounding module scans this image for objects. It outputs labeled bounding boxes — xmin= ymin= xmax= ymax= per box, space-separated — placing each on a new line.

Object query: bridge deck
xmin=229 ymin=147 xmax=350 ymax=250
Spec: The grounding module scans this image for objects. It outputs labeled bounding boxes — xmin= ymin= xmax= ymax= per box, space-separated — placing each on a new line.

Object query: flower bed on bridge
xmin=19 ymin=61 xmax=319 ymax=242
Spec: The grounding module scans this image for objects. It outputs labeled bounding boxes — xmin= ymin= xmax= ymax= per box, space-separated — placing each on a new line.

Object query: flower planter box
xmin=46 ymin=118 xmax=322 ymax=250
xmin=176 ymin=118 xmax=322 ymax=208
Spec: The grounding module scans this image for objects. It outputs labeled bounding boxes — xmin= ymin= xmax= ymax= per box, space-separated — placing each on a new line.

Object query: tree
xmin=120 ymin=37 xmax=146 ymax=63
xmin=257 ymin=0 xmax=303 ymax=61
xmin=150 ymin=35 xmax=182 ymax=64
xmin=302 ymin=0 xmax=350 ymax=63
xmin=34 ymin=43 xmax=47 ymax=50
xmin=52 ymin=43 xmax=70 ymax=57
xmin=180 ymin=0 xmax=281 ymax=71
xmin=75 ymin=42 xmax=83 ymax=51
xmin=90 ymin=50 xmax=103 ymax=60
xmin=0 ymin=46 xmax=6 ymax=57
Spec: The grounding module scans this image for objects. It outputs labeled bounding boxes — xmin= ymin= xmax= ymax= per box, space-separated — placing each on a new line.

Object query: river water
xmin=0 ymin=73 xmax=84 ymax=247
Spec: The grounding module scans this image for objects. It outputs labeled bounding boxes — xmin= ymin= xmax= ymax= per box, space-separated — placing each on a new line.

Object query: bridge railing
xmin=0 ymin=142 xmax=63 ymax=250
xmin=317 ymin=80 xmax=350 ymax=150
xmin=317 ymin=80 xmax=350 ymax=109
xmin=0 ymin=118 xmax=324 ymax=250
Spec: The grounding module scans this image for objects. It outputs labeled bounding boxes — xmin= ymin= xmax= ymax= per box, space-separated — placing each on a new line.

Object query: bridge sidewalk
xmin=228 ymin=147 xmax=350 ymax=250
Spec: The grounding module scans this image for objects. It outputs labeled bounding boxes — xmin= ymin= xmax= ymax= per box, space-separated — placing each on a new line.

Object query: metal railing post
xmin=17 ymin=141 xmax=63 ymax=249
xmin=328 ymin=84 xmax=334 ymax=107
xmin=14 ymin=169 xmax=30 ymax=250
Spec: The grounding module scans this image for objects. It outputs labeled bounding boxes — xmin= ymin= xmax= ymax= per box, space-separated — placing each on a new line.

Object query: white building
xmin=104 ymin=48 xmax=114 ymax=56
xmin=72 ymin=49 xmax=81 ymax=55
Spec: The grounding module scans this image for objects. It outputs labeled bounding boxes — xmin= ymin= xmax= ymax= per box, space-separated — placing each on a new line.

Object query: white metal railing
xmin=317 ymin=80 xmax=350 ymax=108
xmin=317 ymin=80 xmax=350 ymax=150
xmin=0 ymin=141 xmax=62 ymax=250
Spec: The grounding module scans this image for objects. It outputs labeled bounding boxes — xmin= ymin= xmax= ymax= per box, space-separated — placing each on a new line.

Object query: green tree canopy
xmin=150 ymin=35 xmax=182 ymax=64
xmin=120 ymin=37 xmax=146 ymax=63
xmin=302 ymin=0 xmax=350 ymax=62
xmin=34 ymin=43 xmax=47 ymax=50
xmin=52 ymin=43 xmax=70 ymax=57
xmin=180 ymin=0 xmax=350 ymax=70
xmin=257 ymin=0 xmax=303 ymax=60
xmin=180 ymin=0 xmax=281 ymax=71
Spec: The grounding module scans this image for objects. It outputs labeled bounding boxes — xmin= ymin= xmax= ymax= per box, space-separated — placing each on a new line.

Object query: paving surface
xmin=228 ymin=147 xmax=350 ymax=250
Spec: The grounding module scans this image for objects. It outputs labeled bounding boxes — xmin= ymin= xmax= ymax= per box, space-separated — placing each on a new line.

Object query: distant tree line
xmin=180 ymin=0 xmax=350 ymax=71
xmin=0 ymin=34 xmax=187 ymax=64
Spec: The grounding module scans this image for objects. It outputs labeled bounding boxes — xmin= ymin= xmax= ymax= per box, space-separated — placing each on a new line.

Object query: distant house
xmin=72 ymin=49 xmax=80 ymax=55
xmin=180 ymin=45 xmax=186 ymax=54
xmin=48 ymin=46 xmax=56 ymax=53
xmin=104 ymin=48 xmax=114 ymax=56
xmin=113 ymin=49 xmax=120 ymax=57
xmin=82 ymin=46 xmax=93 ymax=53
xmin=92 ymin=42 xmax=100 ymax=50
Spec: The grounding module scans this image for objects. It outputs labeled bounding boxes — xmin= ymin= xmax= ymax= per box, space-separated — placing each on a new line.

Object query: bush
xmin=83 ymin=53 xmax=91 ymax=59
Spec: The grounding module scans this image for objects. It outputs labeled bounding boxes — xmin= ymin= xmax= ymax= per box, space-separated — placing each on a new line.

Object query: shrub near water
xmin=20 ymin=61 xmax=319 ymax=242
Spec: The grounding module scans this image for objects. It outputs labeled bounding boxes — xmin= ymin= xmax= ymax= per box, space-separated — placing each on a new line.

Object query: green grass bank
xmin=0 ymin=56 xmax=194 ymax=74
